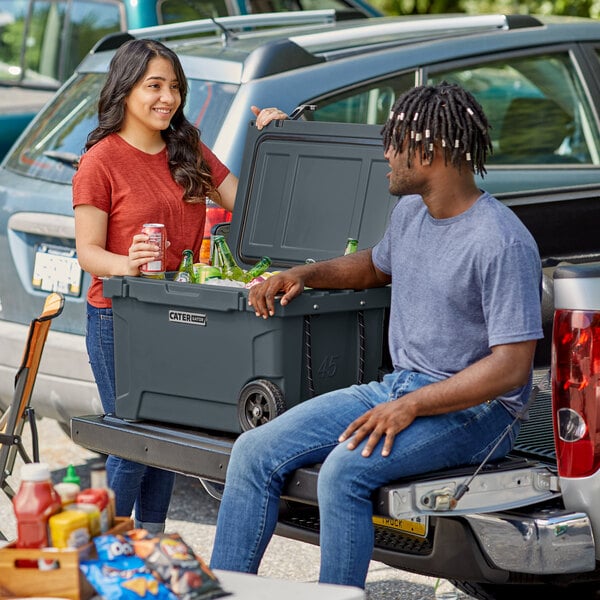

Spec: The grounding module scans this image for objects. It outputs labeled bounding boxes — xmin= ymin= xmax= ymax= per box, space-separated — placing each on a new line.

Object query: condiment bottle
xmin=77 ymin=487 xmax=111 ymax=533
xmin=54 ymin=482 xmax=80 ymax=507
xmin=63 ymin=464 xmax=81 ymax=487
xmin=12 ymin=462 xmax=62 ymax=565
xmin=90 ymin=460 xmax=116 ymax=529
xmin=54 ymin=464 xmax=81 ymax=507
xmin=48 ymin=509 xmax=90 ymax=548
xmin=70 ymin=502 xmax=101 ymax=537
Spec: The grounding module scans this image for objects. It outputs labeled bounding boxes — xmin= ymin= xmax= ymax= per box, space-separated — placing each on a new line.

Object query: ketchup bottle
xmin=13 ymin=462 xmax=62 ymax=565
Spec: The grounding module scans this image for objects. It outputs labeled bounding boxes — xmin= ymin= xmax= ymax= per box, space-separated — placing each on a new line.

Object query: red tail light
xmin=199 ymin=203 xmax=232 ymax=264
xmin=552 ymin=309 xmax=600 ymax=477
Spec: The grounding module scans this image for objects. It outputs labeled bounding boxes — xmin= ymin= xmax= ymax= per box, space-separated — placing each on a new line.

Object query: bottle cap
xmin=20 ymin=462 xmax=51 ymax=482
xmin=63 ymin=464 xmax=81 ymax=486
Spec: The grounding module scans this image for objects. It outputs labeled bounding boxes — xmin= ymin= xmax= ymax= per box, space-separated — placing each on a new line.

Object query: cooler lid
xmin=228 ymin=119 xmax=398 ymax=268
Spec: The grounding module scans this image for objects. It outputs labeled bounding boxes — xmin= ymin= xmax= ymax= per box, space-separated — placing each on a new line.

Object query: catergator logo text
xmin=168 ymin=310 xmax=207 ymax=326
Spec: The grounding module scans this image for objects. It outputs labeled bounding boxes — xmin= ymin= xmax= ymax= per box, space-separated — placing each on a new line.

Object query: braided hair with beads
xmin=381 ymin=82 xmax=493 ymax=177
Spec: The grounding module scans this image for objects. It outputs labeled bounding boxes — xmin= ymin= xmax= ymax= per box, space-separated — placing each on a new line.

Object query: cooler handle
xmin=303 ymin=310 xmax=366 ymax=398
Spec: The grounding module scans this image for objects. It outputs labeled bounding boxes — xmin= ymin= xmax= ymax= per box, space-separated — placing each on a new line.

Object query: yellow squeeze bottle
xmin=49 ymin=509 xmax=90 ymax=548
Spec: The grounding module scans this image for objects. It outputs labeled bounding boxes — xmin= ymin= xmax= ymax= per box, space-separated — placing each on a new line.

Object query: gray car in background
xmin=2 ymin=10 xmax=600 ymax=432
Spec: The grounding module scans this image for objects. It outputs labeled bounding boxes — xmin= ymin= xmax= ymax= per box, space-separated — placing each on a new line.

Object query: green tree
xmin=373 ymin=0 xmax=600 ymax=18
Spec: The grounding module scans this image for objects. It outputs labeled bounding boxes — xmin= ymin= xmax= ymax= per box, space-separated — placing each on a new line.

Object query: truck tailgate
xmin=71 ymin=414 xmax=559 ymax=515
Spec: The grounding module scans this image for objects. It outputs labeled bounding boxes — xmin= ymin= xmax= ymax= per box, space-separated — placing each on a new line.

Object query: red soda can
xmin=140 ymin=223 xmax=166 ymax=279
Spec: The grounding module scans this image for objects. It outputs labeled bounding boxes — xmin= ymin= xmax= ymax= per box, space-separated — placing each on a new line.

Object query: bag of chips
xmin=128 ymin=530 xmax=230 ymax=600
xmin=80 ymin=533 xmax=176 ymax=600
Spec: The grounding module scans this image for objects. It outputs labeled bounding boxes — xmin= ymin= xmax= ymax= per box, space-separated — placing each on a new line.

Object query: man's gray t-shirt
xmin=371 ymin=191 xmax=543 ymax=417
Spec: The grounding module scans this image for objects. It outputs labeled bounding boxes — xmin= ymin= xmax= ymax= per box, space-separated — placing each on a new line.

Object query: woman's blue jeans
xmin=86 ymin=303 xmax=175 ymax=525
xmin=210 ymin=370 xmax=519 ymax=588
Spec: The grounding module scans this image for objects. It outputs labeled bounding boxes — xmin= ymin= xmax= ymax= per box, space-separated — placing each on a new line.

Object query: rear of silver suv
xmin=2 ymin=10 xmax=600 ymax=430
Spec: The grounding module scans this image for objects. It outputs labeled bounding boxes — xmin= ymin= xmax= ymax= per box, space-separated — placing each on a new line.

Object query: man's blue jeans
xmin=86 ymin=303 xmax=175 ymax=525
xmin=210 ymin=370 xmax=519 ymax=588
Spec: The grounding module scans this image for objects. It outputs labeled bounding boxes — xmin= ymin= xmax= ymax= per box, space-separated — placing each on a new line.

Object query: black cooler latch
xmin=288 ymin=104 xmax=317 ymax=120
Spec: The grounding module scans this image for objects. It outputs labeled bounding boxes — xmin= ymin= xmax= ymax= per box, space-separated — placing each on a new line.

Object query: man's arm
xmin=340 ymin=339 xmax=537 ymax=457
xmin=248 ymin=249 xmax=390 ymax=318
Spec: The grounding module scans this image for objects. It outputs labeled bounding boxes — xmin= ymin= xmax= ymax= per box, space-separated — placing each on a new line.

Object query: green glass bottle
xmin=344 ymin=238 xmax=358 ymax=255
xmin=210 ymin=234 xmax=223 ymax=269
xmin=213 ymin=236 xmax=245 ymax=281
xmin=243 ymin=256 xmax=272 ymax=283
xmin=174 ymin=249 xmax=196 ymax=283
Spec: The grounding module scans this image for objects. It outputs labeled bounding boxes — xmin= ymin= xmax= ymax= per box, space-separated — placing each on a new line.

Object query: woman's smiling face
xmin=123 ymin=56 xmax=182 ymax=134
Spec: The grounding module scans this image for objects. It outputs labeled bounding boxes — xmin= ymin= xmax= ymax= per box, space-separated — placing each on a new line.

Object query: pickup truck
xmin=71 ymin=119 xmax=600 ymax=599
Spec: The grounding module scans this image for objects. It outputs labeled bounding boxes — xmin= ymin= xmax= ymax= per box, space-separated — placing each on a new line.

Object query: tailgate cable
xmin=448 ymin=385 xmax=540 ymax=509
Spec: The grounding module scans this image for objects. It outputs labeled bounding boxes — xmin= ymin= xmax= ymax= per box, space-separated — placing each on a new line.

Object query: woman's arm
xmin=214 ymin=172 xmax=238 ymax=213
xmin=74 ymin=204 xmax=158 ymax=277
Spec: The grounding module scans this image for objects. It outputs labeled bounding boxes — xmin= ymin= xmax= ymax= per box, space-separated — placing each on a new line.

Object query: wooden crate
xmin=0 ymin=517 xmax=133 ymax=599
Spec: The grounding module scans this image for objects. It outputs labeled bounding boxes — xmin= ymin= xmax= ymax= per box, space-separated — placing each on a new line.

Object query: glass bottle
xmin=213 ymin=235 xmax=245 ymax=281
xmin=243 ymin=256 xmax=272 ymax=283
xmin=174 ymin=249 xmax=196 ymax=283
xmin=344 ymin=238 xmax=358 ymax=255
xmin=210 ymin=234 xmax=223 ymax=269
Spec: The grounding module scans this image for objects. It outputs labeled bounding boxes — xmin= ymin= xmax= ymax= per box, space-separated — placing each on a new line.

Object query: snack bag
xmin=80 ymin=533 xmax=176 ymax=599
xmin=129 ymin=529 xmax=230 ymax=599
xmin=95 ymin=533 xmax=135 ymax=561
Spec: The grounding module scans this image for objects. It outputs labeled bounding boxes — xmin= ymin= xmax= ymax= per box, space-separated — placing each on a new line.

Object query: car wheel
xmin=237 ymin=379 xmax=285 ymax=432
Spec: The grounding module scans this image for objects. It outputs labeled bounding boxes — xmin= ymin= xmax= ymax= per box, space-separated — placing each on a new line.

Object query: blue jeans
xmin=210 ymin=370 xmax=519 ymax=588
xmin=86 ymin=303 xmax=175 ymax=525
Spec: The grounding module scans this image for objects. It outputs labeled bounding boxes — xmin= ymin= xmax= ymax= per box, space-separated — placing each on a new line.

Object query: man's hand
xmin=338 ymin=398 xmax=418 ymax=457
xmin=247 ymin=270 xmax=305 ymax=318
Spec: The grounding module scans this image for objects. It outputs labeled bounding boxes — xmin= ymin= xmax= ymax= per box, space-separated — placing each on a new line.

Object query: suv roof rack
xmin=289 ymin=14 xmax=543 ymax=50
xmin=92 ymin=11 xmax=544 ymax=63
xmin=127 ymin=9 xmax=336 ymax=40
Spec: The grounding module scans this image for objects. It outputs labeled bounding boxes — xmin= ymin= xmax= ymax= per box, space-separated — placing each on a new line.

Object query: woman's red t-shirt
xmin=72 ymin=133 xmax=229 ymax=307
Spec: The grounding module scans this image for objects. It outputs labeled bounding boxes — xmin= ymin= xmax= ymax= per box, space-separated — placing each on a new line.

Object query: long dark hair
xmin=85 ymin=38 xmax=218 ymax=203
xmin=381 ymin=82 xmax=492 ymax=176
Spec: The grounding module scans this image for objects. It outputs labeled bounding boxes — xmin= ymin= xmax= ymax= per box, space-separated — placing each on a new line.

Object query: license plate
xmin=32 ymin=243 xmax=82 ymax=297
xmin=372 ymin=514 xmax=429 ymax=537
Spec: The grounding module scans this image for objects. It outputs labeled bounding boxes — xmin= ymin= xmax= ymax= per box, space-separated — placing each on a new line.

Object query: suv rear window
xmin=307 ymin=50 xmax=599 ymax=167
xmin=5 ymin=73 xmax=239 ymax=183
xmin=430 ymin=52 xmax=600 ymax=166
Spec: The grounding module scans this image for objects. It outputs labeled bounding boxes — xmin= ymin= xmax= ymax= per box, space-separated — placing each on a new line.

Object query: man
xmin=210 ymin=82 xmax=543 ymax=588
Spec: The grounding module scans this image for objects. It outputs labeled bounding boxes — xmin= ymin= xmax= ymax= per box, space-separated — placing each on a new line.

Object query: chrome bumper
xmin=465 ymin=508 xmax=596 ymax=574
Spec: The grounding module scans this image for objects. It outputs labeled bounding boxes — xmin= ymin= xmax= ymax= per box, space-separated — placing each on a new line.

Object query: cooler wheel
xmin=237 ymin=379 xmax=286 ymax=431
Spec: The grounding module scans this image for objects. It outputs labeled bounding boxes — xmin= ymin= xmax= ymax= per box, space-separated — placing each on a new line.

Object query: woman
xmin=73 ymin=38 xmax=285 ymax=533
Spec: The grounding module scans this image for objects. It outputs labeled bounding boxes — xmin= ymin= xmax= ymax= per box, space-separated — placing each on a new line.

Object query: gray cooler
xmin=104 ymin=120 xmax=397 ymax=433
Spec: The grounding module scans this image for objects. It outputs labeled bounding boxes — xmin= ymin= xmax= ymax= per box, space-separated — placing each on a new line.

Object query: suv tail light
xmin=199 ymin=201 xmax=232 ymax=264
xmin=552 ymin=309 xmax=600 ymax=478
